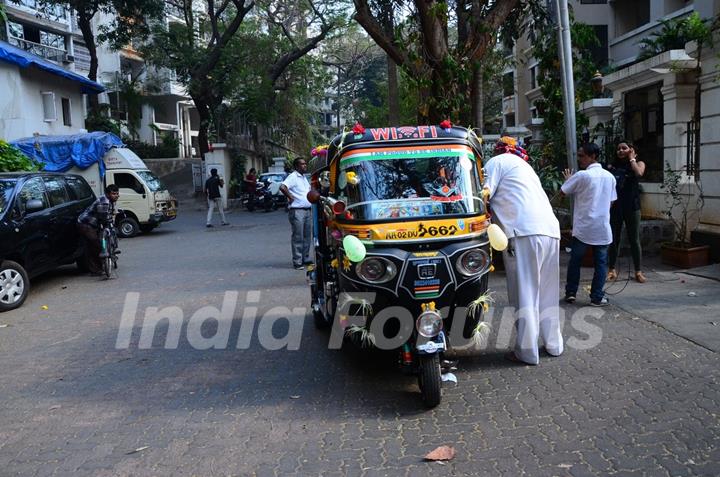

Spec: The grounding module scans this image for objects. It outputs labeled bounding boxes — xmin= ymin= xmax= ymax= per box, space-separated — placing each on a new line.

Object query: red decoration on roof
xmin=352 ymin=122 xmax=366 ymax=135
xmin=439 ymin=120 xmax=452 ymax=129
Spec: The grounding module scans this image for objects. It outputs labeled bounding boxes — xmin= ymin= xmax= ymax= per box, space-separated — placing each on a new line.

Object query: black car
xmin=0 ymin=172 xmax=96 ymax=311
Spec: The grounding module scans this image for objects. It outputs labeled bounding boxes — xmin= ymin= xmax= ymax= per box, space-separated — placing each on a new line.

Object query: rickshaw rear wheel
xmin=418 ymin=354 xmax=442 ymax=408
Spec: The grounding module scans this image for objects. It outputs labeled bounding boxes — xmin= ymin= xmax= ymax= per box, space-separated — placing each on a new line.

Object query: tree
xmin=352 ymin=0 xmax=542 ymax=123
xmin=145 ymin=0 xmax=347 ymax=156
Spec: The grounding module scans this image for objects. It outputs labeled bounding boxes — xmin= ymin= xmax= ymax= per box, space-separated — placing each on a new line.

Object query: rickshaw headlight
xmin=456 ymin=248 xmax=489 ymax=276
xmin=356 ymin=257 xmax=396 ymax=284
xmin=416 ymin=310 xmax=443 ymax=338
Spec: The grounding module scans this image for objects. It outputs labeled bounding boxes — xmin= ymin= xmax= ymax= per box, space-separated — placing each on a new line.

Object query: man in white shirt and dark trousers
xmin=483 ymin=138 xmax=563 ymax=365
xmin=561 ymin=142 xmax=617 ymax=306
xmin=280 ymin=158 xmax=312 ymax=270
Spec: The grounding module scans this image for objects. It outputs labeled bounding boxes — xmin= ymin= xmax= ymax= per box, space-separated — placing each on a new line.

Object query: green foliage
xmin=84 ymin=104 xmax=122 ymax=136
xmin=526 ymin=145 xmax=564 ymax=197
xmin=123 ymin=128 xmax=180 ymax=159
xmin=660 ymin=163 xmax=704 ymax=247
xmin=0 ymin=141 xmax=42 ymax=172
xmin=638 ymin=12 xmax=713 ymax=60
xmin=532 ymin=13 xmax=600 ymax=169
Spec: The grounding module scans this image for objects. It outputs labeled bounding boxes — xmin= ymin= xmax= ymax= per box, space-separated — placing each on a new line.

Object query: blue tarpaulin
xmin=11 ymin=132 xmax=124 ymax=176
xmin=0 ymin=41 xmax=104 ymax=94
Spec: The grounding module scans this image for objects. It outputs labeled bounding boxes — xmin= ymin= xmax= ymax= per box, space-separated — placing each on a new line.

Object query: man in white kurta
xmin=483 ymin=152 xmax=563 ymax=365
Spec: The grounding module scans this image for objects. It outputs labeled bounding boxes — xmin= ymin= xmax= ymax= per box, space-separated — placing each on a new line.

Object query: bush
xmin=123 ymin=134 xmax=180 ymax=159
xmin=0 ymin=140 xmax=42 ymax=172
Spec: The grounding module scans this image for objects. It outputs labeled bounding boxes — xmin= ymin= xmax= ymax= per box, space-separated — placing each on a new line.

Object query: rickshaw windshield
xmin=337 ymin=147 xmax=484 ymax=221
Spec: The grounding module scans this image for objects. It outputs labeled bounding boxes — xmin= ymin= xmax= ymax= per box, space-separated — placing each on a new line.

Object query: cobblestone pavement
xmin=0 ymin=210 xmax=718 ymax=476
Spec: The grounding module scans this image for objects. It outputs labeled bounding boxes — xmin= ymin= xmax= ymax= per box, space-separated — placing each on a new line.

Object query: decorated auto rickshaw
xmin=306 ymin=123 xmax=493 ymax=407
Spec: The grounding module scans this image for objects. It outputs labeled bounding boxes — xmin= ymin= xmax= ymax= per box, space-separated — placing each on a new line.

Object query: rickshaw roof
xmin=309 ymin=125 xmax=483 ymax=174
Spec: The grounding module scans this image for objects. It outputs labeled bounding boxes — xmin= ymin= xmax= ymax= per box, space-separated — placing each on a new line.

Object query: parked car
xmin=0 ymin=172 xmax=96 ymax=311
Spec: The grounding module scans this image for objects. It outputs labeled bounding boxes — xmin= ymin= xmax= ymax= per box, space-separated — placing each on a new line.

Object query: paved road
xmin=0 ymin=208 xmax=718 ymax=476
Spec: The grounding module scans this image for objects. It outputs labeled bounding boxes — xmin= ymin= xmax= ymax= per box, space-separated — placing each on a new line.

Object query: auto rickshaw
xmin=306 ymin=124 xmax=492 ymax=407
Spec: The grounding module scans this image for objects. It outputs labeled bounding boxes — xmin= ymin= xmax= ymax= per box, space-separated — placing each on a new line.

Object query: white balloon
xmin=488 ymin=223 xmax=508 ymax=251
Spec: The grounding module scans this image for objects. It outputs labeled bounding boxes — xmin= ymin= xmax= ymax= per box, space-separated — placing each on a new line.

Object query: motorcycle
xmin=244 ymin=182 xmax=277 ymax=212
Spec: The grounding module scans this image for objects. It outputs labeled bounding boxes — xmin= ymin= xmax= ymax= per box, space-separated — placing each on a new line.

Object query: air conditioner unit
xmin=63 ymin=54 xmax=74 ymax=63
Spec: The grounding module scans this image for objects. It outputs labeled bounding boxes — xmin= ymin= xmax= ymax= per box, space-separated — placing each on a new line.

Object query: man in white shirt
xmin=483 ymin=142 xmax=563 ymax=365
xmin=280 ymin=158 xmax=312 ymax=270
xmin=561 ymin=142 xmax=617 ymax=306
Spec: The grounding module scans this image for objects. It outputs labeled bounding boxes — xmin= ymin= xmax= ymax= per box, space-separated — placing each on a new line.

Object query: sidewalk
xmin=565 ymin=251 xmax=720 ymax=352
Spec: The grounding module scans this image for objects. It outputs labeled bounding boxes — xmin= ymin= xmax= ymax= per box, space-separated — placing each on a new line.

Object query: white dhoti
xmin=503 ymin=234 xmax=563 ymax=365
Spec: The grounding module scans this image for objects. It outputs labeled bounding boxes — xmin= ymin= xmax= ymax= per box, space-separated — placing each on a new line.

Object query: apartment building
xmin=506 ymin=0 xmax=720 ymax=250
xmin=2 ymin=0 xmax=200 ymax=157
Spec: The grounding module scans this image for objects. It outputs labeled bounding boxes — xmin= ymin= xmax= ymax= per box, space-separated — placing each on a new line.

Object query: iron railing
xmin=687 ymin=119 xmax=699 ymax=179
xmin=8 ymin=36 xmax=66 ymax=63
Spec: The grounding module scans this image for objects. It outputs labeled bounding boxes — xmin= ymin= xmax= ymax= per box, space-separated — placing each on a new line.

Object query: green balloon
xmin=343 ymin=235 xmax=367 ymax=262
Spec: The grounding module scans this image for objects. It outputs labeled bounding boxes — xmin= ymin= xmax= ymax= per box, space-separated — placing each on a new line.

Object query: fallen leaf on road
xmin=688 ymin=291 xmax=697 ymax=297
xmin=41 ymin=305 xmax=48 ymax=310
xmin=0 ymin=324 xmax=8 ymax=328
xmin=424 ymin=445 xmax=455 ymax=461
xmin=290 ymin=395 xmax=301 ymax=399
xmin=711 ymin=322 xmax=718 ymax=326
xmin=239 ymin=272 xmax=246 ymax=277
xmin=49 ymin=405 xmax=61 ymax=411
xmin=126 ymin=446 xmax=149 ymax=455
xmin=558 ymin=463 xmax=573 ymax=469
xmin=672 ymin=352 xmax=681 ymax=358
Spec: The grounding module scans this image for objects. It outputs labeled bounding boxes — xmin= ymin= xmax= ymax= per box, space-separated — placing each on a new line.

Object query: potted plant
xmin=659 ymin=163 xmax=709 ymax=268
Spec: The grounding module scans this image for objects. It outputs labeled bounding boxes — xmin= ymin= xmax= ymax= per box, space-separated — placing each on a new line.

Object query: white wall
xmin=0 ymin=62 xmax=87 ymax=141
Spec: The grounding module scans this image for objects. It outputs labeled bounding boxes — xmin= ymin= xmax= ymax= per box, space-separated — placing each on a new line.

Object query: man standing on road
xmin=280 ymin=158 xmax=312 ymax=270
xmin=77 ymin=184 xmax=119 ymax=275
xmin=205 ymin=168 xmax=228 ymax=227
xmin=561 ymin=142 xmax=617 ymax=306
xmin=483 ymin=138 xmax=563 ymax=365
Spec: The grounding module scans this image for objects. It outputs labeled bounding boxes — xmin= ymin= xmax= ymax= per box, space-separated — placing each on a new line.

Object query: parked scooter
xmin=244 ymin=182 xmax=277 ymax=212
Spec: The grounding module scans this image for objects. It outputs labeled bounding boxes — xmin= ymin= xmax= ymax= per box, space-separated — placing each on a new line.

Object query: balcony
xmin=8 ymin=36 xmax=67 ymax=64
xmin=609 ymin=5 xmax=694 ymax=67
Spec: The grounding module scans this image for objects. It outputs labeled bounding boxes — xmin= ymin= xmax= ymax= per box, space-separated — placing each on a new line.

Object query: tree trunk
xmin=191 ymin=92 xmax=212 ymax=159
xmin=77 ymin=11 xmax=99 ymax=108
xmin=387 ymin=56 xmax=399 ymax=124
xmin=471 ymin=67 xmax=484 ymax=132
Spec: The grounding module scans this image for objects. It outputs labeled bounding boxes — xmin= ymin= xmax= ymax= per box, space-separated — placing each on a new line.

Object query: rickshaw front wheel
xmin=418 ymin=354 xmax=442 ymax=408
xmin=312 ymin=304 xmax=330 ymax=329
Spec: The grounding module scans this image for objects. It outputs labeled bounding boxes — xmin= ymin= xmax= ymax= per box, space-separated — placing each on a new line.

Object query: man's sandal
xmin=607 ymin=269 xmax=618 ymax=281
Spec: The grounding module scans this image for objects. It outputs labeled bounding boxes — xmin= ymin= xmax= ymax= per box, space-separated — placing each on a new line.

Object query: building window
xmin=589 ymin=25 xmax=609 ymax=68
xmin=530 ymin=65 xmax=538 ymax=90
xmin=61 ymin=98 xmax=71 ymax=126
xmin=505 ymin=113 xmax=516 ymax=128
xmin=624 ymin=82 xmax=663 ymax=182
xmin=41 ymin=91 xmax=56 ymax=122
xmin=502 ymin=72 xmax=514 ymax=98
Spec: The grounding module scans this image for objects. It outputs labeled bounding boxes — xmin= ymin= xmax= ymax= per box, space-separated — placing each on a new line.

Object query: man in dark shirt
xmin=77 ymin=184 xmax=119 ymax=274
xmin=205 ymin=168 xmax=228 ymax=227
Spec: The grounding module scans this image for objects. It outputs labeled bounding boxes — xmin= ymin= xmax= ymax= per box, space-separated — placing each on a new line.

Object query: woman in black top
xmin=607 ymin=141 xmax=646 ymax=283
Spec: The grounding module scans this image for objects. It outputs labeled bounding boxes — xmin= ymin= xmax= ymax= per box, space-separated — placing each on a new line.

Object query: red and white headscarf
xmin=494 ymin=136 xmax=530 ymax=162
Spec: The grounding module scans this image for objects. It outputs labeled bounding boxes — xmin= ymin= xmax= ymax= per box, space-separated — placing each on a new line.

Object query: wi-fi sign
xmin=397 ymin=126 xmax=417 ymax=138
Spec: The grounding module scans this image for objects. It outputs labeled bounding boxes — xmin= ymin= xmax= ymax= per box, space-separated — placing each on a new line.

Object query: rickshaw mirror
xmin=319 ymin=171 xmax=331 ymax=188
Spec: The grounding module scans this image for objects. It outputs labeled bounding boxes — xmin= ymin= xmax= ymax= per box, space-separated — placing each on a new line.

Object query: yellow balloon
xmin=488 ymin=224 xmax=508 ymax=251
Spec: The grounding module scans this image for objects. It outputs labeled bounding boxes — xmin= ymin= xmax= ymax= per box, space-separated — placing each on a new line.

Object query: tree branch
xmin=465 ymin=0 xmax=521 ymax=61
xmin=352 ymin=0 xmax=411 ymax=70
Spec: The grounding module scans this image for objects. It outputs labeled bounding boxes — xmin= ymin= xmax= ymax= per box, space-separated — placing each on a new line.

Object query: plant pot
xmin=660 ymin=243 xmax=711 ymax=269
